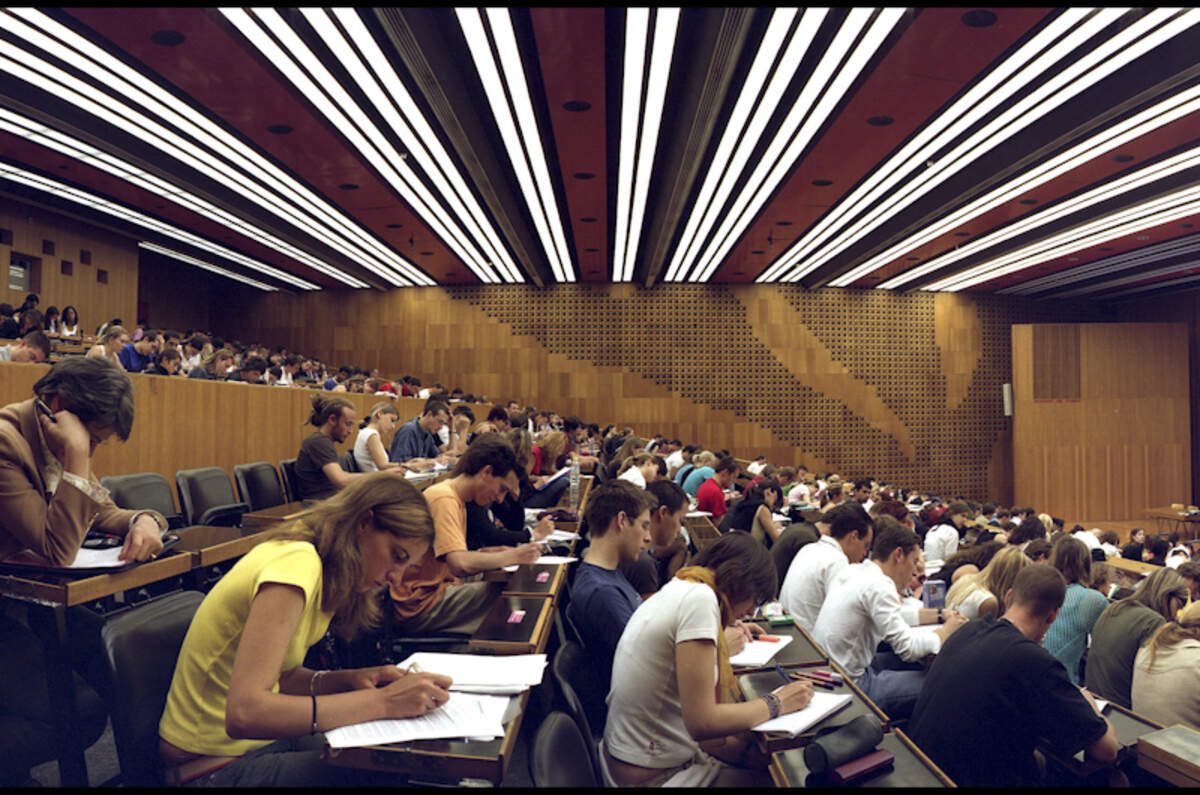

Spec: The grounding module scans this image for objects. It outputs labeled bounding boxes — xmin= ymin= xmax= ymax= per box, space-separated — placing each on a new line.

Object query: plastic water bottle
xmin=569 ymin=458 xmax=580 ymax=511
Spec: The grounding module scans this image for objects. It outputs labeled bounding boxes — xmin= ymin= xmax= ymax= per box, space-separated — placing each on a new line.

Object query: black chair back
xmin=530 ymin=712 xmax=599 ymax=787
xmin=175 ymin=467 xmax=248 ymax=526
xmin=100 ymin=590 xmax=205 ymax=786
xmin=343 ymin=450 xmax=358 ymax=473
xmin=550 ymin=640 xmax=606 ymax=777
xmin=233 ymin=461 xmax=286 ymax=512
xmin=100 ymin=472 xmax=184 ymax=530
xmin=279 ymin=458 xmax=300 ymax=503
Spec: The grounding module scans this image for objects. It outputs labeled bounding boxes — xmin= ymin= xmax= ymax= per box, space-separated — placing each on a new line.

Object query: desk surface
xmin=1145 ymin=505 xmax=1200 ymax=522
xmin=240 ymin=500 xmax=310 ymax=529
xmin=0 ymin=550 xmax=193 ymax=606
xmin=1107 ymin=557 xmax=1159 ymax=577
xmin=769 ymin=728 xmax=952 ymax=787
xmin=741 ymin=618 xmax=830 ymax=670
xmin=175 ymin=525 xmax=266 ymax=566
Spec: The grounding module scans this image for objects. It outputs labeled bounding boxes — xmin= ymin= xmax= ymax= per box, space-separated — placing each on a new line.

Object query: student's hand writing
xmin=724 ymin=624 xmax=749 ymax=656
xmin=530 ymin=516 xmax=554 ymax=541
xmin=934 ymin=609 xmax=967 ymax=643
xmin=744 ymin=621 xmax=765 ymax=638
xmin=347 ymin=664 xmax=405 ymax=690
xmin=777 ymin=679 xmax=814 ymax=713
xmin=38 ymin=407 xmax=91 ymax=475
xmin=120 ymin=515 xmax=165 ymax=562
xmin=379 ymin=672 xmax=453 ymax=719
xmin=512 ymin=543 xmax=541 ymax=565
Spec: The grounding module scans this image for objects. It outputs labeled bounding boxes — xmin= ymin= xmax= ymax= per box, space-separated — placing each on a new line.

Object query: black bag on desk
xmin=803 ymin=714 xmax=884 ymax=774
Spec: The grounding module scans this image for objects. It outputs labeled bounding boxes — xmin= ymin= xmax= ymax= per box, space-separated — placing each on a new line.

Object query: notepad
xmin=535 ymin=467 xmax=571 ymax=490
xmin=4 ymin=545 xmax=127 ymax=570
xmin=324 ymin=692 xmax=511 ymax=749
xmin=729 ymin=635 xmax=793 ymax=667
xmin=396 ymin=652 xmax=547 ymax=694
xmin=752 ymin=691 xmax=853 ymax=737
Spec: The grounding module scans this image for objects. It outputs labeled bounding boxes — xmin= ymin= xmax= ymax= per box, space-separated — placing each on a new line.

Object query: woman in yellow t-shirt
xmin=158 ymin=473 xmax=453 ymax=786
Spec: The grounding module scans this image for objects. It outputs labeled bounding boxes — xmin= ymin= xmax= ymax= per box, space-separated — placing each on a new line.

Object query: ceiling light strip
xmin=487 ymin=7 xmax=576 ymax=283
xmin=1004 ymin=235 xmax=1200 ymax=294
xmin=457 ymin=7 xmax=568 ymax=283
xmin=621 ymin=7 xmax=679 ymax=282
xmin=661 ymin=8 xmax=805 ymax=283
xmin=841 ymin=84 xmax=1200 ymax=288
xmin=1087 ymin=270 xmax=1200 ymax=298
xmin=881 ymin=143 xmax=1200 ymax=286
xmin=777 ymin=8 xmax=1197 ymax=284
xmin=925 ymin=189 xmax=1200 ymax=291
xmin=0 ymin=161 xmax=319 ymax=289
xmin=7 ymin=9 xmax=420 ymax=287
xmin=327 ymin=8 xmax=524 ymax=283
xmin=138 ymin=242 xmax=277 ymax=291
xmin=1053 ymin=259 xmax=1200 ymax=297
xmin=612 ymin=8 xmax=649 ymax=282
xmin=692 ymin=8 xmax=902 ymax=283
xmin=759 ymin=9 xmax=1125 ymax=282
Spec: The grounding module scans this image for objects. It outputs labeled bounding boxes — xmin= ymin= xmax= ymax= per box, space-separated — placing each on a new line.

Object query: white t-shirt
xmin=746 ymin=461 xmax=766 ymax=476
xmin=1073 ymin=530 xmax=1101 ymax=551
xmin=618 ymin=466 xmax=647 ymax=489
xmin=353 ymin=427 xmax=381 ymax=472
xmin=779 ymin=535 xmax=849 ymax=633
xmin=665 ymin=450 xmax=685 ymax=473
xmin=418 ymin=387 xmax=432 ymax=399
xmin=947 ymin=586 xmax=992 ymax=620
xmin=605 ymin=578 xmax=721 ymax=769
xmin=923 ymin=523 xmax=959 ymax=565
xmin=438 ymin=425 xmax=450 ymax=446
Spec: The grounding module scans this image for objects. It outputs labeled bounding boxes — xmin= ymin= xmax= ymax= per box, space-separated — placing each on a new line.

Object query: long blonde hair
xmin=947 ymin=546 xmax=1030 ymax=615
xmin=262 ymin=473 xmax=434 ymax=638
xmin=536 ymin=430 xmax=567 ymax=474
xmin=1108 ymin=566 xmax=1187 ymax=622
xmin=1142 ymin=600 xmax=1200 ymax=671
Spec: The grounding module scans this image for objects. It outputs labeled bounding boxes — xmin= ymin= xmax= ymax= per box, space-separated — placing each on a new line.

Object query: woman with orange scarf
xmin=600 ymin=532 xmax=813 ymax=786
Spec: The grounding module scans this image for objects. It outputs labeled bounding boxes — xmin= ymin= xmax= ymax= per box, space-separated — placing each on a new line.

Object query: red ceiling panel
xmin=709 ymin=7 xmax=1053 ymax=282
xmin=65 ymin=6 xmax=477 ymax=283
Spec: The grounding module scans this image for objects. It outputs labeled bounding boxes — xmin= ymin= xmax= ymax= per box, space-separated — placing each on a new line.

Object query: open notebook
xmin=729 ymin=635 xmax=793 ymax=667
xmin=752 ymin=690 xmax=853 ymax=737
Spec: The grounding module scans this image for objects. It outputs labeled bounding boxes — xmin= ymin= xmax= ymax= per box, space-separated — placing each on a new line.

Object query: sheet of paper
xmin=546 ymin=529 xmax=580 ymax=542
xmin=729 ymin=635 xmax=793 ymax=667
xmin=536 ymin=467 xmax=571 ymax=490
xmin=324 ymin=692 xmax=511 ymax=749
xmin=752 ymin=691 xmax=853 ymax=737
xmin=535 ymin=555 xmax=578 ymax=565
xmin=396 ymin=652 xmax=547 ymax=691
xmin=686 ymin=510 xmax=712 ymax=517
xmin=4 ymin=545 xmax=127 ymax=569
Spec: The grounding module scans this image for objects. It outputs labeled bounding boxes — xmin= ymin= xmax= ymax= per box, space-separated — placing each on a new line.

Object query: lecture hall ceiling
xmin=0 ymin=8 xmax=1198 ymax=300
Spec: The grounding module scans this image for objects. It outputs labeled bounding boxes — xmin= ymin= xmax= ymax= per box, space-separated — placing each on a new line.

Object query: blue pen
xmin=774 ymin=663 xmax=791 ymax=685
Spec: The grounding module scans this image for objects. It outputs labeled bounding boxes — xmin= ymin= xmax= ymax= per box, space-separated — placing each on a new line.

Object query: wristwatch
xmin=937 ymin=607 xmax=944 ymax=623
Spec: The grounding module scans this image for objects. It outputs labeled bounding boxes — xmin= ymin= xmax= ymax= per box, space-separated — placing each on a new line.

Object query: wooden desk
xmin=741 ymin=618 xmax=830 ymax=671
xmin=495 ymin=563 xmax=568 ymax=600
xmin=175 ymin=525 xmax=266 ymax=567
xmin=239 ymin=500 xmax=309 ymax=531
xmin=738 ymin=669 xmax=882 ymax=754
xmin=768 ymin=728 xmax=953 ymax=787
xmin=469 ymin=594 xmax=554 ymax=655
xmin=1107 ymin=556 xmax=1159 ymax=587
xmin=1041 ymin=701 xmax=1163 ymax=779
xmin=1144 ymin=505 xmax=1200 ymax=538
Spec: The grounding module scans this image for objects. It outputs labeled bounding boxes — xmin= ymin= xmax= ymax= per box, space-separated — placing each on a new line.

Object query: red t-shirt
xmin=696 ymin=477 xmax=728 ymax=517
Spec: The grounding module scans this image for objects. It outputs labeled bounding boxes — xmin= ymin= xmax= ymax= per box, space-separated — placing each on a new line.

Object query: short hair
xmin=646 ymin=479 xmax=687 ymax=515
xmin=825 ymin=502 xmax=872 ymax=540
xmin=1148 ymin=537 xmax=1171 ymax=559
xmin=1024 ymin=538 xmax=1052 ymax=561
xmin=452 ymin=405 xmax=475 ymax=423
xmin=714 ymin=456 xmax=740 ymax=474
xmin=995 ymin=508 xmax=1011 ymax=520
xmin=20 ymin=329 xmax=50 ymax=360
xmin=853 ymin=478 xmax=872 ymax=491
xmin=423 ymin=399 xmax=449 ymax=418
xmin=1177 ymin=561 xmax=1200 ymax=582
xmin=487 ymin=406 xmax=510 ymax=424
xmin=870 ymin=519 xmax=919 ymax=563
xmin=870 ymin=500 xmax=909 ymax=523
xmin=682 ymin=444 xmax=698 ymax=454
xmin=563 ymin=415 xmax=583 ymax=433
xmin=185 ymin=334 xmax=210 ymax=350
xmin=1050 ymin=536 xmax=1091 ymax=585
xmin=241 ymin=355 xmax=268 ymax=375
xmin=982 ymin=503 xmax=996 ymax=515
xmin=691 ymin=531 xmax=777 ymax=613
xmin=944 ymin=500 xmax=970 ymax=519
xmin=1009 ymin=564 xmax=1067 ymax=617
xmin=1100 ymin=530 xmax=1119 ymax=546
xmin=1008 ymin=516 xmax=1046 ymax=546
xmin=454 ymin=432 xmax=518 ymax=478
xmin=158 ymin=347 xmax=182 ymax=363
xmin=161 ymin=329 xmax=181 ymax=342
xmin=308 ymin=393 xmax=353 ymax=427
xmin=33 ymin=357 xmax=135 ymax=441
xmin=585 ymin=480 xmax=657 ymax=538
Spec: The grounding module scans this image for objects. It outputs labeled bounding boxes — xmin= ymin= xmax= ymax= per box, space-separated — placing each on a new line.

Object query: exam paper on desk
xmin=501 ymin=555 xmax=579 ymax=572
xmin=396 ymin=652 xmax=547 ymax=693
xmin=324 ymin=692 xmax=511 ymax=749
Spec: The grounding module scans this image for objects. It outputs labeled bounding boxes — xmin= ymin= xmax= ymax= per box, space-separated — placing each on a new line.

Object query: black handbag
xmin=803 ymin=714 xmax=884 ymax=774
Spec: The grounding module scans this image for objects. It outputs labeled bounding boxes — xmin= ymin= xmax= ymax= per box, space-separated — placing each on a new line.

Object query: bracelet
xmin=761 ymin=692 xmax=781 ymax=720
xmin=310 ymin=670 xmax=327 ymax=696
xmin=310 ymin=692 xmax=318 ymax=735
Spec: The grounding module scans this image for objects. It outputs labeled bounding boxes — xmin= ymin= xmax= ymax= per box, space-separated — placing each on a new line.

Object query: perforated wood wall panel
xmin=218 ymin=284 xmax=1106 ymax=503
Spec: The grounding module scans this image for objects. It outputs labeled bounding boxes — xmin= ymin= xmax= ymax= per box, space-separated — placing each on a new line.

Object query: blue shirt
xmin=567 ymin=562 xmax=643 ymax=687
xmin=682 ymin=466 xmax=715 ymax=497
xmin=117 ymin=343 xmax=155 ymax=372
xmin=388 ymin=416 xmax=441 ymax=462
xmin=1042 ymin=583 xmax=1110 ymax=685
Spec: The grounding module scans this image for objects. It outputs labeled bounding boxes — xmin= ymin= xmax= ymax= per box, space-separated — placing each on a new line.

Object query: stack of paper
xmin=501 ymin=555 xmax=579 ymax=573
xmin=729 ymin=635 xmax=793 ymax=667
xmin=396 ymin=652 xmax=548 ymax=695
xmin=4 ymin=545 xmax=127 ymax=569
xmin=752 ymin=691 xmax=853 ymax=737
xmin=546 ymin=529 xmax=580 ymax=542
xmin=324 ymin=692 xmax=510 ymax=749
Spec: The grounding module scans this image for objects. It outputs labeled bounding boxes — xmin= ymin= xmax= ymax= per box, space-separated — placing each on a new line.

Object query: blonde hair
xmin=1038 ymin=513 xmax=1054 ymax=533
xmin=202 ymin=346 xmax=234 ymax=375
xmin=504 ymin=427 xmax=533 ymax=469
xmin=947 ymin=546 xmax=1030 ymax=615
xmin=536 ymin=431 xmax=568 ymax=474
xmin=360 ymin=400 xmax=399 ymax=429
xmin=1142 ymin=600 xmax=1200 ymax=672
xmin=618 ymin=452 xmax=655 ymax=475
xmin=1110 ymin=566 xmax=1188 ymax=622
xmin=262 ymin=473 xmax=434 ymax=638
xmin=101 ymin=325 xmax=128 ymax=344
xmin=693 ymin=450 xmax=717 ymax=468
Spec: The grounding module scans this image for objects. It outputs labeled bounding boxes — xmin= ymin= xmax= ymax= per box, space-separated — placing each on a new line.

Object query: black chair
xmin=233 ymin=462 xmax=286 ymax=512
xmin=279 ymin=458 xmax=300 ymax=503
xmin=550 ymin=641 xmax=606 ymax=779
xmin=529 ymin=712 xmax=599 ymax=787
xmin=175 ymin=467 xmax=248 ymax=527
xmin=100 ymin=590 xmax=205 ymax=786
xmin=343 ymin=450 xmax=358 ymax=473
xmin=100 ymin=472 xmax=185 ymax=530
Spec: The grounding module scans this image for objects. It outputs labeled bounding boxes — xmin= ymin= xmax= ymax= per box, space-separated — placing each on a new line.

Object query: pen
xmin=791 ymin=672 xmax=836 ymax=690
xmin=774 ymin=663 xmax=791 ymax=686
xmin=405 ymin=662 xmax=422 ymax=673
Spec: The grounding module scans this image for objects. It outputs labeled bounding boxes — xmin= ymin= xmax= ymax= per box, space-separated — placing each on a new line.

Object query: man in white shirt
xmin=813 ymin=518 xmax=967 ymax=719
xmin=1072 ymin=526 xmax=1102 ymax=552
xmin=923 ymin=500 xmax=969 ymax=564
xmin=664 ymin=444 xmax=694 ymax=478
xmin=779 ymin=503 xmax=873 ymax=632
xmin=746 ymin=455 xmax=767 ymax=476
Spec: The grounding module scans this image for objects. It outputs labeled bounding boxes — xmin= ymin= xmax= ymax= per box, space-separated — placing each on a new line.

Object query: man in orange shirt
xmin=388 ymin=433 xmax=540 ymax=635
